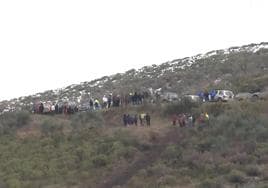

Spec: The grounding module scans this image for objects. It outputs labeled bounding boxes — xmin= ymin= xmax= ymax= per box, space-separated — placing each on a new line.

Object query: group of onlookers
xmin=123 ymin=113 xmax=151 ymax=127
xmin=171 ymin=112 xmax=209 ymax=127
xmin=33 ymin=102 xmax=78 ymax=115
xmin=32 ymin=91 xmax=149 ymax=115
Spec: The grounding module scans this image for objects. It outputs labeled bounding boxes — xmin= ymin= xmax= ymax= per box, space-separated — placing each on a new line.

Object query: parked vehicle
xmin=235 ymin=92 xmax=253 ymax=101
xmin=251 ymin=91 xmax=268 ymax=100
xmin=161 ymin=92 xmax=179 ymax=102
xmin=214 ymin=90 xmax=234 ymax=102
xmin=183 ymin=94 xmax=201 ymax=102
xmin=79 ymin=103 xmax=90 ymax=111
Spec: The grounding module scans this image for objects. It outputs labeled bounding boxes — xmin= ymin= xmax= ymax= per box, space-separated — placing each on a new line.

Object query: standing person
xmin=51 ymin=103 xmax=55 ymax=115
xmin=134 ymin=114 xmax=138 ymax=126
xmin=204 ymin=90 xmax=209 ymax=102
xmin=102 ymin=95 xmax=108 ymax=109
xmin=181 ymin=113 xmax=186 ymax=127
xmin=139 ymin=114 xmax=143 ymax=126
xmin=198 ymin=112 xmax=205 ymax=126
xmin=145 ymin=113 xmax=151 ymax=126
xmin=205 ymin=112 xmax=210 ymax=126
xmin=108 ymin=94 xmax=112 ymax=108
xmin=172 ymin=114 xmax=177 ymax=126
xmin=89 ymin=98 xmax=94 ymax=110
xmin=63 ymin=105 xmax=68 ymax=115
xmin=126 ymin=114 xmax=131 ymax=126
xmin=123 ymin=114 xmax=128 ymax=126
xmin=39 ymin=103 xmax=44 ymax=114
xmin=94 ymin=99 xmax=100 ymax=110
xmin=55 ymin=103 xmax=59 ymax=114
xmin=188 ymin=114 xmax=193 ymax=127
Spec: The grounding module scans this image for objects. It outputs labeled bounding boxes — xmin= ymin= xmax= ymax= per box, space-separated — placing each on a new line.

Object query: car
xmin=78 ymin=103 xmax=91 ymax=111
xmin=161 ymin=92 xmax=179 ymax=102
xmin=214 ymin=90 xmax=234 ymax=102
xmin=251 ymin=91 xmax=268 ymax=101
xmin=235 ymin=92 xmax=253 ymax=101
xmin=183 ymin=94 xmax=201 ymax=102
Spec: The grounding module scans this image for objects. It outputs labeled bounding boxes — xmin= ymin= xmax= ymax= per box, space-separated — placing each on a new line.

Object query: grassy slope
xmin=0 ymin=101 xmax=268 ymax=188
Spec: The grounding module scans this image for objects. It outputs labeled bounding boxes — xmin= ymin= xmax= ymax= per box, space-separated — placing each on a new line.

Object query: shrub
xmin=201 ymin=102 xmax=231 ymax=117
xmin=178 ymin=176 xmax=192 ymax=185
xmin=91 ymin=154 xmax=108 ymax=168
xmin=15 ymin=111 xmax=30 ymax=128
xmin=41 ymin=120 xmax=63 ymax=136
xmin=162 ymin=144 xmax=182 ymax=166
xmin=70 ymin=111 xmax=104 ymax=130
xmin=146 ymin=163 xmax=173 ymax=178
xmin=198 ymin=178 xmax=223 ymax=188
xmin=228 ymin=170 xmax=246 ymax=184
xmin=6 ymin=178 xmax=21 ymax=188
xmin=164 ymin=98 xmax=199 ymax=115
xmin=245 ymin=166 xmax=261 ymax=177
xmin=0 ymin=180 xmax=7 ymax=188
xmin=0 ymin=111 xmax=30 ymax=134
xmin=156 ymin=175 xmax=177 ymax=186
xmin=196 ymin=139 xmax=213 ymax=153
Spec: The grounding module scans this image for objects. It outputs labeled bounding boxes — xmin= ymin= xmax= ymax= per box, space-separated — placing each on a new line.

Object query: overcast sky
xmin=0 ymin=0 xmax=268 ymax=100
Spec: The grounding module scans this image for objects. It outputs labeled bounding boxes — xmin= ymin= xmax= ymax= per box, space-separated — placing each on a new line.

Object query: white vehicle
xmin=214 ymin=90 xmax=234 ymax=102
xmin=183 ymin=95 xmax=201 ymax=102
xmin=161 ymin=92 xmax=179 ymax=102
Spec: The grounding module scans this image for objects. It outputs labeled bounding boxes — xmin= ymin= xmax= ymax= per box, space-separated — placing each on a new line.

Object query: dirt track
xmin=95 ymin=128 xmax=182 ymax=188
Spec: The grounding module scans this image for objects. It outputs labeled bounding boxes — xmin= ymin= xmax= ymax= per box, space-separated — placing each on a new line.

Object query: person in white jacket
xmin=102 ymin=95 xmax=108 ymax=108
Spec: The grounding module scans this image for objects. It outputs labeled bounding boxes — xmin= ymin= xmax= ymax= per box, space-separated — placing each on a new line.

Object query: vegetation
xmin=0 ymin=42 xmax=268 ymax=187
xmin=0 ymin=100 xmax=267 ymax=188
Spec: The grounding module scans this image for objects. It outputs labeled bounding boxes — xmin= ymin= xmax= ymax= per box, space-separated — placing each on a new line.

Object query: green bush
xmin=6 ymin=178 xmax=21 ymax=188
xmin=200 ymin=102 xmax=231 ymax=117
xmin=146 ymin=163 xmax=173 ymax=178
xmin=156 ymin=174 xmax=177 ymax=186
xmin=245 ymin=166 xmax=261 ymax=177
xmin=164 ymin=98 xmax=199 ymax=115
xmin=228 ymin=170 xmax=246 ymax=184
xmin=91 ymin=154 xmax=108 ymax=168
xmin=41 ymin=120 xmax=63 ymax=136
xmin=198 ymin=178 xmax=223 ymax=188
xmin=162 ymin=144 xmax=182 ymax=166
xmin=0 ymin=111 xmax=30 ymax=134
xmin=70 ymin=111 xmax=104 ymax=129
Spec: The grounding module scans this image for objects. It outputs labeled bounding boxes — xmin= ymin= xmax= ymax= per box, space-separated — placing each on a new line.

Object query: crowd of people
xmin=197 ymin=90 xmax=217 ymax=102
xmin=32 ymin=91 xmax=150 ymax=115
xmin=123 ymin=113 xmax=151 ymax=127
xmin=33 ymin=102 xmax=78 ymax=115
xmin=171 ymin=112 xmax=209 ymax=127
xmin=32 ymin=90 xmax=214 ymax=129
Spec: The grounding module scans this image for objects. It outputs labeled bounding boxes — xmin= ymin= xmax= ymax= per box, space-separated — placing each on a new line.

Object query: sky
xmin=0 ymin=0 xmax=268 ymax=101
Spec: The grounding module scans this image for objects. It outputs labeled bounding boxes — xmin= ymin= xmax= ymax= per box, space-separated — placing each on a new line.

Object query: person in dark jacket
xmin=145 ymin=113 xmax=151 ymax=126
xmin=39 ymin=103 xmax=44 ymax=114
xmin=55 ymin=103 xmax=59 ymax=114
xmin=123 ymin=114 xmax=128 ymax=126
xmin=134 ymin=114 xmax=138 ymax=126
xmin=89 ymin=98 xmax=94 ymax=110
xmin=172 ymin=114 xmax=177 ymax=126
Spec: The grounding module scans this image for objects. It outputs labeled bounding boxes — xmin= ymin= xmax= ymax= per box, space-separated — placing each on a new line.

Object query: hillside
xmin=0 ymin=42 xmax=268 ymax=188
xmin=1 ymin=42 xmax=268 ymax=114
xmin=0 ymin=100 xmax=267 ymax=188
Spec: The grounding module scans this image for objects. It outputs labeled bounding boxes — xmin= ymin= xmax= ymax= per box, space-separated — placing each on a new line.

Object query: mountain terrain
xmin=1 ymin=42 xmax=268 ymax=114
xmin=0 ymin=43 xmax=268 ymax=188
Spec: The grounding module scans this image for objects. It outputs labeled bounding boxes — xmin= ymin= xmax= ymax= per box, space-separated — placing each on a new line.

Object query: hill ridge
xmin=1 ymin=42 xmax=268 ymax=114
